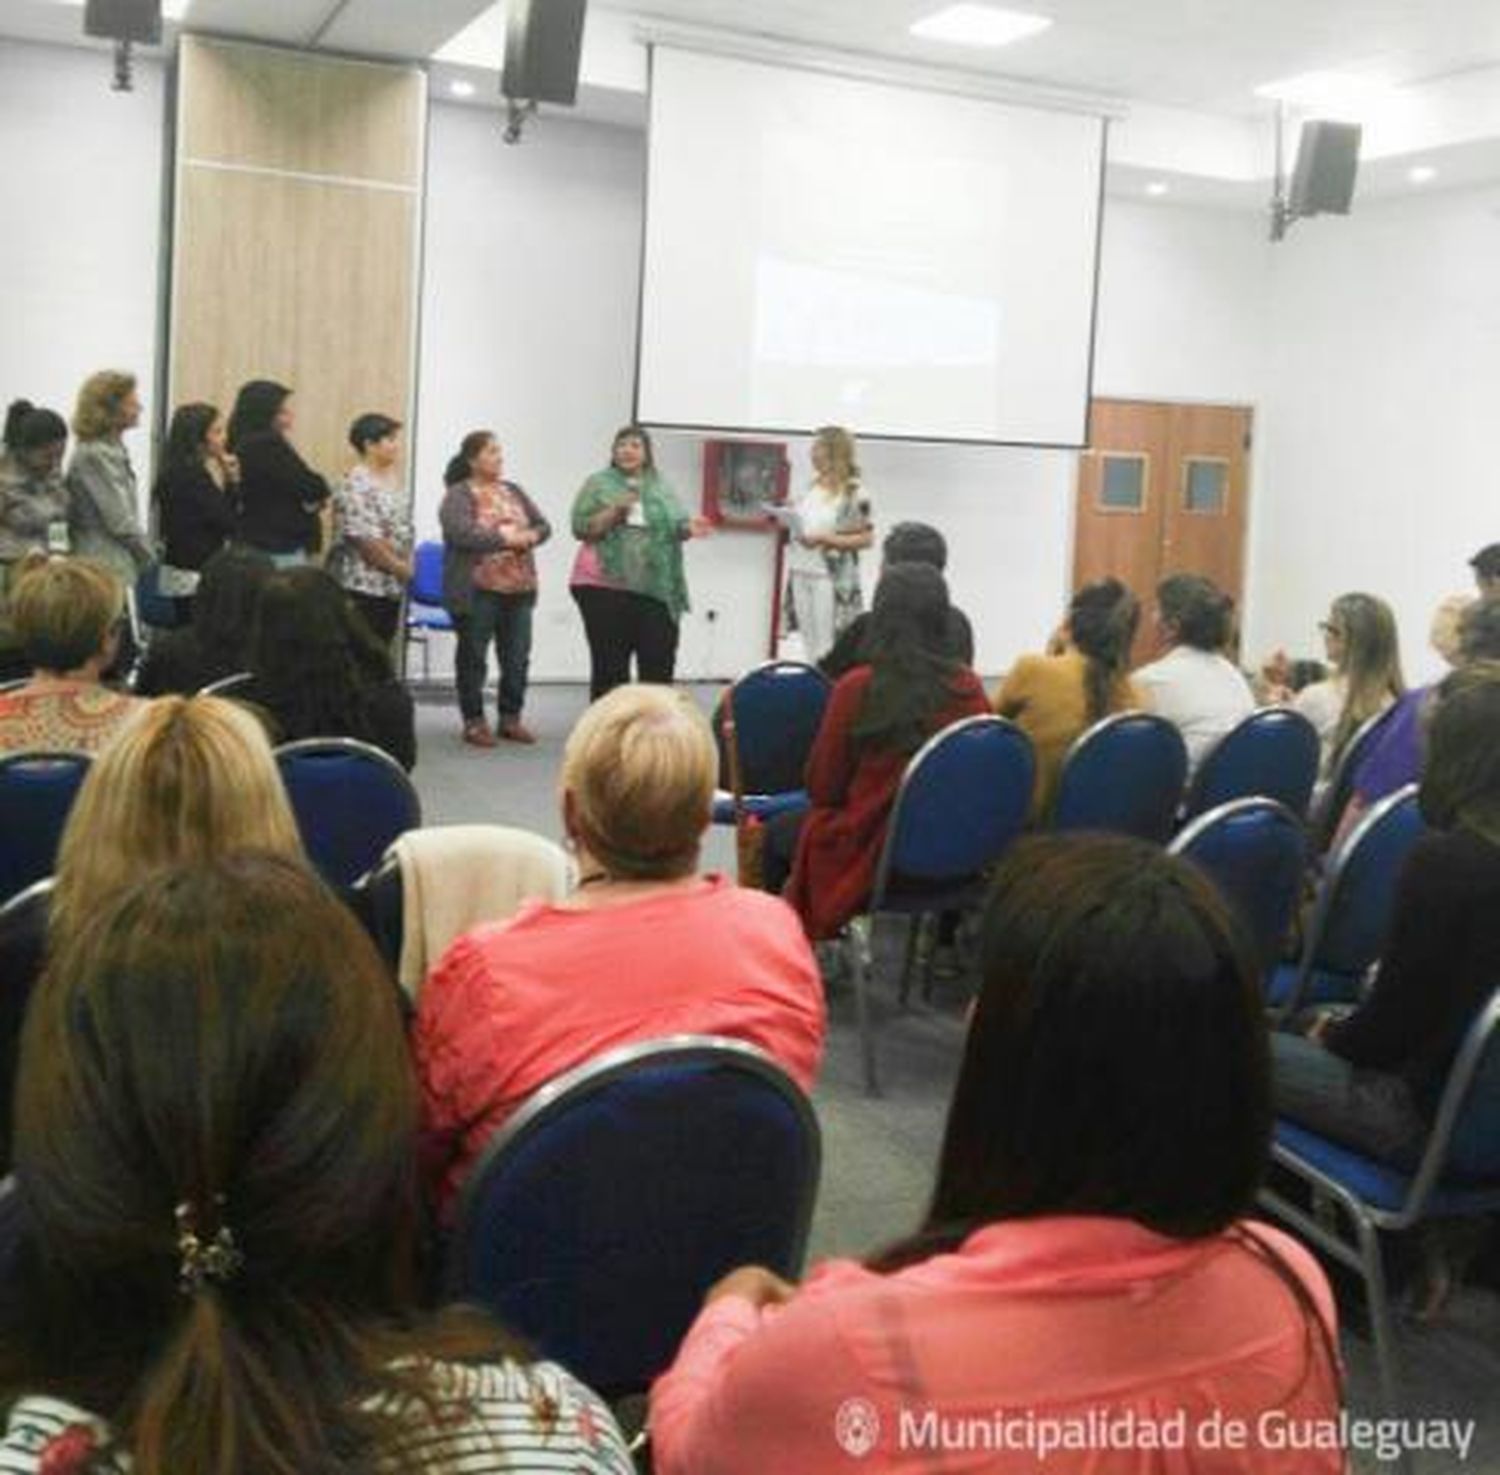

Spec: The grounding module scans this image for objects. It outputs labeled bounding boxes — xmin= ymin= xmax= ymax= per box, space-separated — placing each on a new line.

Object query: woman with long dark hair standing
xmin=569 ymin=424 xmax=712 ymax=701
xmin=652 ymin=836 xmax=1342 ymax=1475
xmin=228 ymin=380 xmax=329 ymax=566
xmin=765 ymin=562 xmax=989 ymax=939
xmin=440 ymin=430 xmax=550 ymax=748
xmin=0 ymin=854 xmax=633 ymax=1473
xmin=995 ymin=577 xmax=1143 ymax=818
xmin=153 ymin=402 xmax=239 ymax=623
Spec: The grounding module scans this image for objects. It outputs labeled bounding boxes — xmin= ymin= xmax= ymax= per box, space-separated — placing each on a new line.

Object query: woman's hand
xmin=704 ymin=1265 xmax=796 ymax=1309
xmin=688 ymin=515 xmax=715 ymax=539
xmin=217 ymin=451 xmax=241 ymax=485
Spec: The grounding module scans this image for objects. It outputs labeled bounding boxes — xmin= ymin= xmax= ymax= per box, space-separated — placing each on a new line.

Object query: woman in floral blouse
xmin=328 ymin=413 xmax=414 ymax=646
xmin=439 ymin=430 xmax=551 ymax=748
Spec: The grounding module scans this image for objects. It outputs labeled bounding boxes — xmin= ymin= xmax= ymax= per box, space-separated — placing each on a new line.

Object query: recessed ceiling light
xmin=1253 ymin=70 xmax=1391 ymax=120
xmin=1145 ymin=181 xmax=1169 ymax=197
xmin=449 ymin=79 xmax=477 ymax=98
xmin=1408 ymin=164 xmax=1436 ymax=184
xmin=910 ymin=4 xmax=1052 ymax=48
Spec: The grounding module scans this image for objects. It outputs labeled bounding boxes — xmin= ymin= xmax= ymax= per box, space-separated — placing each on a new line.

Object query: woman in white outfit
xmin=783 ymin=426 xmax=874 ymax=663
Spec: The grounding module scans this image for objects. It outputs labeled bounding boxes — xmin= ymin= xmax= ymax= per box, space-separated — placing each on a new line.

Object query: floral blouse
xmin=328 ymin=466 xmax=413 ymax=602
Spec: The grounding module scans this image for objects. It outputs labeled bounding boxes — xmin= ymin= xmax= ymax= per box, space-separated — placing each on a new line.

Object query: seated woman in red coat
xmin=414 ymin=683 xmax=826 ymax=1216
xmin=765 ymin=563 xmax=989 ymax=940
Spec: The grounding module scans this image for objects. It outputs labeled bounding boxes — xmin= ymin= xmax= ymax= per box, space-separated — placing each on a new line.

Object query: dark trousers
xmin=350 ymin=591 xmax=402 ymax=647
xmin=761 ymin=807 xmax=807 ymax=896
xmin=572 ymin=586 xmax=680 ymax=702
xmin=454 ymin=589 xmax=534 ymax=724
xmin=1270 ymin=1030 xmax=1427 ymax=1169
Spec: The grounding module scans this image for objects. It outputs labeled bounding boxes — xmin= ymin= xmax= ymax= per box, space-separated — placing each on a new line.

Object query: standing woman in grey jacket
xmin=66 ymin=370 xmax=153 ymax=589
xmin=439 ymin=430 xmax=551 ymax=748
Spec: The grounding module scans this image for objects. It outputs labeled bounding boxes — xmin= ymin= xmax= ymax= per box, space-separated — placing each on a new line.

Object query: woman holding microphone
xmin=569 ymin=424 xmax=711 ymax=701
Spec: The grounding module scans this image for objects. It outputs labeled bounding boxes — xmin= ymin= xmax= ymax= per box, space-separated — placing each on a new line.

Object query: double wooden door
xmin=1073 ymin=399 xmax=1252 ymax=661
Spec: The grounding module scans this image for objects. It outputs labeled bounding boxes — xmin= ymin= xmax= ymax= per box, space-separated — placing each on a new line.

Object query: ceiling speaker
xmin=1288 ymin=120 xmax=1361 ymax=218
xmin=83 ymin=0 xmax=162 ymax=44
xmin=502 ymin=0 xmax=589 ymax=107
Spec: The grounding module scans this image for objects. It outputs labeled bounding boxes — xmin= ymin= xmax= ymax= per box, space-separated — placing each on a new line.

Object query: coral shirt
xmin=651 ymin=1217 xmax=1341 ymax=1475
xmin=414 ymin=875 xmax=826 ymax=1213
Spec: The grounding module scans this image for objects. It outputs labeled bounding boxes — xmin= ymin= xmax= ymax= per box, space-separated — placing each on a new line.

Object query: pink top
xmin=414 ymin=874 xmax=826 ymax=1213
xmin=650 ymin=1217 xmax=1341 ymax=1475
xmin=568 ymin=540 xmax=625 ymax=592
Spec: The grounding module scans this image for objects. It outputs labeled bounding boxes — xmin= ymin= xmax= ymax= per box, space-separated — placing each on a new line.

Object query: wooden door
xmin=1073 ymin=399 xmax=1252 ymax=662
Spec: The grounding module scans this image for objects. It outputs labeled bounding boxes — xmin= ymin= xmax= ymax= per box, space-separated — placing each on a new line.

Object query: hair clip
xmin=175 ymin=1196 xmax=243 ymax=1295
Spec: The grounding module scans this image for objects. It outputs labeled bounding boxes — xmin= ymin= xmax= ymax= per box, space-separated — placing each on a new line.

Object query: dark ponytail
xmin=4 ymin=400 xmax=67 ymax=456
xmin=1069 ymin=578 xmax=1139 ymax=722
xmin=4 ymin=399 xmax=35 ymax=451
xmin=445 ymin=430 xmax=494 ymax=488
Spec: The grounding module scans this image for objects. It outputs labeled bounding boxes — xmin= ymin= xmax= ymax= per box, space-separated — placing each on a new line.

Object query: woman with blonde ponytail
xmin=0 ymin=854 xmax=632 ymax=1475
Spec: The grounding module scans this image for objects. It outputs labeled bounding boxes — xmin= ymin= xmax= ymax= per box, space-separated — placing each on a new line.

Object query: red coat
xmin=786 ymin=665 xmax=991 ymax=939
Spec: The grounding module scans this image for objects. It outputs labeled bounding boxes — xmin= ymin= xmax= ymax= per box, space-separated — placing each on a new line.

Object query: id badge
xmin=46 ymin=520 xmax=70 ymax=554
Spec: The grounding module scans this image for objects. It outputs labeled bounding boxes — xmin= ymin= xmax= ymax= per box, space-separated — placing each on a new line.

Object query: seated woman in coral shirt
xmin=652 ymin=835 xmax=1342 ymax=1475
xmin=764 ymin=563 xmax=990 ymax=940
xmin=414 ymin=684 xmax=826 ymax=1214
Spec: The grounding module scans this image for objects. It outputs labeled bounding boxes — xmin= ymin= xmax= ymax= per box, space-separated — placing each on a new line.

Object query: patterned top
xmin=471 ymin=481 xmax=540 ymax=596
xmin=0 ymin=1360 xmax=633 ymax=1474
xmin=0 ymin=454 xmax=69 ymax=565
xmin=568 ymin=468 xmax=691 ymax=618
xmin=785 ymin=482 xmax=869 ymax=634
xmin=329 ymin=465 xmax=413 ymax=602
xmin=0 ymin=685 xmax=141 ymax=756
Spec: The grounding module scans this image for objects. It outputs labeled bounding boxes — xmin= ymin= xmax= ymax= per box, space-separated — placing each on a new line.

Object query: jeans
xmin=1270 ymin=1031 xmax=1428 ymax=1169
xmin=454 ymin=589 xmax=534 ymax=724
xmin=572 ymin=586 xmax=680 ymax=702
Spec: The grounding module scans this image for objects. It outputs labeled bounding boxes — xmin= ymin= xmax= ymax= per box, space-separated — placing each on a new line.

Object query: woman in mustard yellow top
xmin=994 ymin=578 xmax=1144 ymax=818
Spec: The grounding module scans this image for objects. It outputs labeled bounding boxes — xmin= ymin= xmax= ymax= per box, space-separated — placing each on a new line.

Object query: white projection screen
xmin=636 ymin=46 xmax=1108 ymax=447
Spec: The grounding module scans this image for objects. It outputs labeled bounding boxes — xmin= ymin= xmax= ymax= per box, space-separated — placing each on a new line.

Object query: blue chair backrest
xmin=1311 ymin=705 xmax=1395 ymax=850
xmin=1052 ymin=712 xmax=1188 ymax=843
xmin=135 ymin=566 xmax=180 ymax=630
xmin=1311 ymin=784 xmax=1425 ymax=978
xmin=410 ymin=541 xmax=445 ymax=608
xmin=1170 ymin=798 xmax=1306 ymax=968
xmin=0 ymin=753 xmax=90 ymax=903
xmin=275 ymin=739 xmax=421 ymax=887
xmin=722 ymin=661 xmax=830 ymax=795
xmin=1184 ymin=707 xmax=1321 ymax=820
xmin=1442 ymin=990 xmax=1500 ymax=1182
xmin=447 ymin=1037 xmax=820 ymax=1397
xmin=876 ymin=716 xmax=1034 ymax=893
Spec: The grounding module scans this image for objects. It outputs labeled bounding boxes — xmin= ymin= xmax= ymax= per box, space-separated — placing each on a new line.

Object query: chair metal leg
xmin=897 ymin=914 xmax=923 ymax=1009
xmin=1353 ymin=1211 xmax=1411 ymax=1470
xmin=848 ymin=916 xmax=881 ymax=1097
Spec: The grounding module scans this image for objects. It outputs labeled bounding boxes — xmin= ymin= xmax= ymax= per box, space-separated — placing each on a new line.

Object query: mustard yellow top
xmin=993 ymin=649 xmax=1143 ymax=819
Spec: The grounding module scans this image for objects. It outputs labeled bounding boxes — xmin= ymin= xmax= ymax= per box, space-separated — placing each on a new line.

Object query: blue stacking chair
xmin=1261 ymin=987 xmax=1500 ymax=1441
xmin=1169 ymin=798 xmax=1306 ymax=971
xmin=1269 ymin=784 xmax=1425 ymax=1013
xmin=1311 ymin=706 xmax=1396 ymax=852
xmin=712 ymin=661 xmax=831 ymax=826
xmin=134 ymin=565 xmax=180 ymax=631
xmin=1051 ymin=712 xmax=1188 ymax=843
xmin=0 ymin=752 xmax=90 ymax=904
xmin=446 ymin=1036 xmax=820 ymax=1397
xmin=403 ymin=540 xmax=453 ymax=681
xmin=1183 ymin=707 xmax=1321 ymax=820
xmin=275 ymin=739 xmax=421 ymax=888
xmin=846 ymin=715 xmax=1034 ymax=1095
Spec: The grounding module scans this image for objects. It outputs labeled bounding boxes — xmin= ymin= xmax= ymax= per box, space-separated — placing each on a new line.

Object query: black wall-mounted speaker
xmin=83 ymin=0 xmax=162 ymax=44
xmin=1289 ymin=120 xmax=1361 ymax=218
xmin=502 ymin=0 xmax=589 ymax=107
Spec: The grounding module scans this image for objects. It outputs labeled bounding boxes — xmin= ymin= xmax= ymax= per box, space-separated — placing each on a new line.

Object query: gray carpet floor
xmin=409 ymin=685 xmax=1500 ymax=1472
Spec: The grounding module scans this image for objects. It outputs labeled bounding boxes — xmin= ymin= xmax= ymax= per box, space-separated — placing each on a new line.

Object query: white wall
xmin=0 ymin=39 xmax=163 ymax=469
xmin=1248 ymin=185 xmax=1500 ymax=684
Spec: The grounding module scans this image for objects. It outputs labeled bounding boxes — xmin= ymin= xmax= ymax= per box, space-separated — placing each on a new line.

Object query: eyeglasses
xmin=1319 ymin=621 xmax=1345 ymax=637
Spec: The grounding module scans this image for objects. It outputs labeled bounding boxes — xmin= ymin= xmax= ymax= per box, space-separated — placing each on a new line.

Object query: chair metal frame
xmin=1183 ymin=705 xmax=1321 ymax=820
xmin=1052 ymin=710 xmax=1188 ymax=841
xmin=1274 ymin=783 xmax=1421 ymax=1020
xmin=0 ymin=679 xmax=29 ymax=695
xmin=274 ymin=737 xmax=422 ymax=882
xmin=845 ymin=715 xmax=1033 ymax=1097
xmin=1259 ymin=987 xmax=1500 ymax=1456
xmin=1310 ymin=706 xmax=1397 ymax=853
xmin=0 ymin=877 xmax=54 ymax=928
xmin=196 ymin=671 xmax=254 ymax=698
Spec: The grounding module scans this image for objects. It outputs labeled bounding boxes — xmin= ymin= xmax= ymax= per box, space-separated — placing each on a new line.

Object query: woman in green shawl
xmin=569 ymin=425 xmax=712 ymax=701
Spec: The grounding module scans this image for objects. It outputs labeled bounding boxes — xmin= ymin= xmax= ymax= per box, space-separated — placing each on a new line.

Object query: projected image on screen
xmin=637 ymin=47 xmax=1107 ymax=447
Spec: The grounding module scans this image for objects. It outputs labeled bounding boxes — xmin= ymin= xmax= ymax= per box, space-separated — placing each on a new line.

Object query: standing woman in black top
xmin=154 ymin=403 xmax=239 ymax=623
xmin=228 ymin=380 xmax=329 ymax=566
xmin=1272 ymin=664 xmax=1500 ymax=1169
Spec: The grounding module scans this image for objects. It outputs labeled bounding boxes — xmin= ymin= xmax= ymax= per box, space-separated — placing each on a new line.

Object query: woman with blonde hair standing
xmin=783 ymin=426 xmax=874 ymax=663
xmin=66 ymin=370 xmax=153 ymax=589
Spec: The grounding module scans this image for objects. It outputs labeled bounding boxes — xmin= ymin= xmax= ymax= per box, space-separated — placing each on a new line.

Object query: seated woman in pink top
xmin=415 ymin=683 xmax=826 ymax=1214
xmin=652 ymin=835 xmax=1342 ymax=1474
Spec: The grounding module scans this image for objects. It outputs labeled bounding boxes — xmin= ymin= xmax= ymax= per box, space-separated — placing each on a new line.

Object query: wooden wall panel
xmin=169 ymin=38 xmax=425 ymax=493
